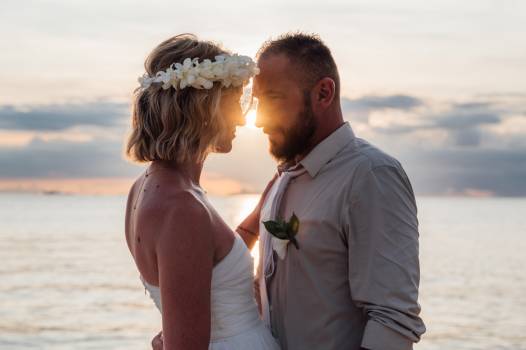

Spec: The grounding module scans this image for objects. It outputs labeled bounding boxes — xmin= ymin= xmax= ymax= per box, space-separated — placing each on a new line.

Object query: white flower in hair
xmin=138 ymin=54 xmax=259 ymax=91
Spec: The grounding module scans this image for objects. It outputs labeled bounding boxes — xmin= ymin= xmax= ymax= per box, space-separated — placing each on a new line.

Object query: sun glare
xmin=244 ymin=110 xmax=258 ymax=129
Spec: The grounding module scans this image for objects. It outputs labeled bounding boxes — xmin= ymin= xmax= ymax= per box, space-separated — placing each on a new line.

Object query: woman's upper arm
xmin=156 ymin=194 xmax=214 ymax=350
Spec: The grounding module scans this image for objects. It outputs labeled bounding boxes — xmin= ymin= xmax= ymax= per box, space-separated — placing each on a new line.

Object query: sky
xmin=0 ymin=0 xmax=525 ymax=196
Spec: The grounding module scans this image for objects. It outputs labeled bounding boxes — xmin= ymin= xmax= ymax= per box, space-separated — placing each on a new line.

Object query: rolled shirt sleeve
xmin=344 ymin=164 xmax=426 ymax=350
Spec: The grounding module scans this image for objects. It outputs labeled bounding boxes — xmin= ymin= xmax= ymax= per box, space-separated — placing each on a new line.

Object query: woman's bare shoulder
xmin=126 ymin=174 xmax=145 ymax=208
xmin=155 ymin=189 xmax=215 ymax=245
xmin=158 ymin=189 xmax=210 ymax=216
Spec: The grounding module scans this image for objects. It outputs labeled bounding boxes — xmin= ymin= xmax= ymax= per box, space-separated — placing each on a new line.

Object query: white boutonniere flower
xmin=263 ymin=213 xmax=300 ymax=259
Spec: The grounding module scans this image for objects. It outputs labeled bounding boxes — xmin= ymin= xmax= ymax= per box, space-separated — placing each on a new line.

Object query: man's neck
xmin=294 ymin=105 xmax=345 ymax=163
xmin=294 ymin=125 xmax=345 ymax=164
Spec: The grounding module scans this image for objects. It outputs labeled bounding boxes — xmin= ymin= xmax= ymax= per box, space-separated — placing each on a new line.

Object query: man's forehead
xmin=254 ymin=54 xmax=296 ymax=92
xmin=257 ymin=53 xmax=291 ymax=72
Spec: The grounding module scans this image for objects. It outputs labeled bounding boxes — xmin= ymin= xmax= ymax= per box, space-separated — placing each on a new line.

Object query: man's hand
xmin=151 ymin=330 xmax=163 ymax=350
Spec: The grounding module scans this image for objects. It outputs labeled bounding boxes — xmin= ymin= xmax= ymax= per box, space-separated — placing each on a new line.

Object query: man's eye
xmin=264 ymin=95 xmax=282 ymax=102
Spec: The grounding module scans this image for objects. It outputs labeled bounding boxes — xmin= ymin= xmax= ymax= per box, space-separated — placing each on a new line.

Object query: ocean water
xmin=0 ymin=193 xmax=525 ymax=349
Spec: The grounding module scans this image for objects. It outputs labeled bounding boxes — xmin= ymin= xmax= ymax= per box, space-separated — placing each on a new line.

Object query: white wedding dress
xmin=141 ymin=233 xmax=280 ymax=350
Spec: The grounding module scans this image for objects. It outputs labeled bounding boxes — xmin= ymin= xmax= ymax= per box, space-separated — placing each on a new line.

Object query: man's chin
xmin=268 ymin=133 xmax=284 ymax=149
xmin=268 ymin=137 xmax=311 ymax=163
xmin=269 ymin=143 xmax=290 ymax=163
xmin=268 ymin=139 xmax=281 ymax=155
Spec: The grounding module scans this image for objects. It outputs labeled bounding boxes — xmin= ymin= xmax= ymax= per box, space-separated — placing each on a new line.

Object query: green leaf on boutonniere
xmin=263 ymin=212 xmax=301 ymax=250
xmin=287 ymin=213 xmax=300 ymax=249
xmin=263 ymin=219 xmax=288 ymax=239
xmin=288 ymin=213 xmax=300 ymax=234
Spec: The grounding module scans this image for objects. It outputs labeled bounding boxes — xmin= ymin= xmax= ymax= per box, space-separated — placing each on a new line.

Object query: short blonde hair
xmin=126 ymin=34 xmax=232 ymax=164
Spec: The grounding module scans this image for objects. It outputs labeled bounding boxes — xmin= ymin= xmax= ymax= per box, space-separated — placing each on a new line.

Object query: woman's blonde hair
xmin=126 ymin=34 xmax=232 ymax=164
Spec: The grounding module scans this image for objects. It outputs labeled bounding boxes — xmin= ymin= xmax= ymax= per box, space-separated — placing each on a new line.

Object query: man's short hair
xmin=257 ymin=32 xmax=340 ymax=98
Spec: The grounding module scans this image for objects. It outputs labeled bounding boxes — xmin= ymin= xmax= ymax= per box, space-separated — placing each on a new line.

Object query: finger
xmin=151 ymin=332 xmax=163 ymax=350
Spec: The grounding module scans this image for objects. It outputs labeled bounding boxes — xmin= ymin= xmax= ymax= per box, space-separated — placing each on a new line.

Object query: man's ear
xmin=313 ymin=77 xmax=336 ymax=109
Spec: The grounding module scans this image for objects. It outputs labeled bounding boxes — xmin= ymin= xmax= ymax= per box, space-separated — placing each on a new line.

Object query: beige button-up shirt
xmin=258 ymin=122 xmax=425 ymax=350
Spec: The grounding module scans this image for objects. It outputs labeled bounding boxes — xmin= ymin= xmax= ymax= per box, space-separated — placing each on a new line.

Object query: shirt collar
xmin=298 ymin=122 xmax=355 ymax=178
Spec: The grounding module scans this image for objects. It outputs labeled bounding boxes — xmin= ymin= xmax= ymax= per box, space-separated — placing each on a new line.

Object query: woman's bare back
xmin=125 ymin=170 xmax=235 ymax=287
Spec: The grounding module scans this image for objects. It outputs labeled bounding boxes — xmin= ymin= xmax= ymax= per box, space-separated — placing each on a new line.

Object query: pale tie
xmin=259 ymin=164 xmax=306 ymax=327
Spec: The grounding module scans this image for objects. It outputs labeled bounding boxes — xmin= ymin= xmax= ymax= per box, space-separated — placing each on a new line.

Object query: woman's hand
xmin=151 ymin=331 xmax=163 ymax=350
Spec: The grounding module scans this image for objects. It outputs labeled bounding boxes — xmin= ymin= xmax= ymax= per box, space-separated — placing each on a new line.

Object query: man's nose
xmin=255 ymin=108 xmax=267 ymax=129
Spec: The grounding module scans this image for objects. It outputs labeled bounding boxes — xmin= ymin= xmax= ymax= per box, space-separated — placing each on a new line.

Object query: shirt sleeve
xmin=344 ymin=164 xmax=426 ymax=350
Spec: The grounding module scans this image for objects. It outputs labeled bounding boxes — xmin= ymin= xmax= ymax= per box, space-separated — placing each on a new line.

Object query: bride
xmin=124 ymin=34 xmax=279 ymax=350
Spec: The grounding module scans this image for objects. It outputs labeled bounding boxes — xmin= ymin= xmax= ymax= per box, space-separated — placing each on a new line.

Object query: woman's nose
xmin=237 ymin=108 xmax=246 ymax=127
xmin=237 ymin=115 xmax=246 ymax=127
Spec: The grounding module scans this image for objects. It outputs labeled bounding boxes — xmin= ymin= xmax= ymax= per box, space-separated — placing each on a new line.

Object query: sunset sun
xmin=244 ymin=110 xmax=258 ymax=129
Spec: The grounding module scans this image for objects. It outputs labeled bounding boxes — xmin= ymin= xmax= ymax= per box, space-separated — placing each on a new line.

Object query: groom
xmin=152 ymin=32 xmax=425 ymax=350
xmin=250 ymin=33 xmax=425 ymax=350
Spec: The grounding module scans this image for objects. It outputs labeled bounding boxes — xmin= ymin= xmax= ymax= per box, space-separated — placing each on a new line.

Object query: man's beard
xmin=270 ymin=92 xmax=317 ymax=163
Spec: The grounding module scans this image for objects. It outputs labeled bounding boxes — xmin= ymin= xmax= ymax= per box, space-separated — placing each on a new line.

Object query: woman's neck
xmin=149 ymin=159 xmax=204 ymax=188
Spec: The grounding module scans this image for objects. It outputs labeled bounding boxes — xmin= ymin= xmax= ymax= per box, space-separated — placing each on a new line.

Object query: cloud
xmin=434 ymin=112 xmax=501 ymax=130
xmin=0 ymin=127 xmax=277 ymax=193
xmin=449 ymin=128 xmax=482 ymax=147
xmin=400 ymin=148 xmax=526 ymax=197
xmin=427 ymin=105 xmax=502 ymax=147
xmin=340 ymin=93 xmax=526 ymax=196
xmin=345 ymin=93 xmax=525 ymax=147
xmin=0 ymin=100 xmax=278 ymax=192
xmin=0 ymin=137 xmax=139 ymax=178
xmin=341 ymin=94 xmax=424 ymax=124
xmin=342 ymin=94 xmax=423 ymax=112
xmin=0 ymin=101 xmax=129 ymax=131
xmin=0 ymin=95 xmax=525 ymax=197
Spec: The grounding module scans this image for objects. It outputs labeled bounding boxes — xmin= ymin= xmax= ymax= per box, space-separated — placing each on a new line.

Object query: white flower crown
xmin=138 ymin=54 xmax=260 ymax=91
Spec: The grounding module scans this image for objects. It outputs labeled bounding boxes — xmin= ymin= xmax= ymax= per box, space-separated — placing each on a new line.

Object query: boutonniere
xmin=263 ymin=213 xmax=300 ymax=259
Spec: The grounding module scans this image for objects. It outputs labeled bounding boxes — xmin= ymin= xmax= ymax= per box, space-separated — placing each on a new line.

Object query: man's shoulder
xmin=312 ymin=135 xmax=409 ymax=197
xmin=338 ymin=137 xmax=402 ymax=173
